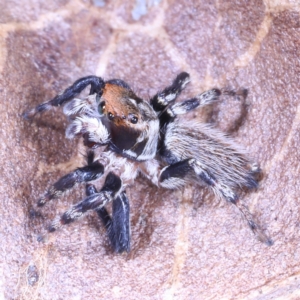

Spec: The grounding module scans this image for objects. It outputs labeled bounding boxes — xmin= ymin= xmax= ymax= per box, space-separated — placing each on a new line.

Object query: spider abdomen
xmin=162 ymin=119 xmax=258 ymax=191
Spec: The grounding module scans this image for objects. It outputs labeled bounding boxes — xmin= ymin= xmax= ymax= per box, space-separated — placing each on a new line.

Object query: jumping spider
xmin=24 ymin=72 xmax=272 ymax=253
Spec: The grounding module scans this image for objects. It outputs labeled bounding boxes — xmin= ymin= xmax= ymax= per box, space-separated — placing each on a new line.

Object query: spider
xmin=24 ymin=72 xmax=273 ymax=253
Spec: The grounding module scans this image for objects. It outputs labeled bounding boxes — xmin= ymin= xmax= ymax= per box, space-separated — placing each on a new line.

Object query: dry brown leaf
xmin=1 ymin=0 xmax=300 ymax=299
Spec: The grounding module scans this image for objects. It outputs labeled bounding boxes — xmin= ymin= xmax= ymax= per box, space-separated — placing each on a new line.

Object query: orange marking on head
xmin=102 ymin=83 xmax=141 ymax=127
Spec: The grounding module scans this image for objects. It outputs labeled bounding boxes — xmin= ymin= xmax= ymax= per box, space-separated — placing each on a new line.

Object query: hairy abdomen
xmin=162 ymin=119 xmax=258 ymax=190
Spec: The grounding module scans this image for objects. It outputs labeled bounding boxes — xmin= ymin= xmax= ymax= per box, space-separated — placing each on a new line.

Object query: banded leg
xmin=159 ymin=159 xmax=194 ymax=189
xmin=23 ymin=76 xmax=105 ymax=119
xmin=150 ymin=72 xmax=190 ymax=112
xmin=159 ymin=159 xmax=273 ymax=245
xmin=38 ymin=159 xmax=104 ymax=207
xmin=49 ymin=172 xmax=122 ymax=232
xmin=159 ymin=88 xmax=221 ymax=128
xmin=166 ymin=88 xmax=221 ymax=118
xmin=87 ymin=184 xmax=131 ymax=253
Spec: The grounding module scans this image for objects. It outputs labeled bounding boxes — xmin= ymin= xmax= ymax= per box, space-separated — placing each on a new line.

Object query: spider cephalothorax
xmin=58 ymin=79 xmax=159 ymax=161
xmin=24 ymin=72 xmax=272 ymax=253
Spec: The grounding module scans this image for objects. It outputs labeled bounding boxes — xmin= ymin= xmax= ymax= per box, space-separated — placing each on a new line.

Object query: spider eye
xmin=98 ymin=101 xmax=105 ymax=115
xmin=108 ymin=112 xmax=114 ymax=120
xmin=129 ymin=115 xmax=138 ymax=124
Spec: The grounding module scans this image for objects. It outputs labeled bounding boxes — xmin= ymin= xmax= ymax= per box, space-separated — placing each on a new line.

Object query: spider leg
xmin=150 ymin=72 xmax=190 ymax=112
xmin=38 ymin=160 xmax=104 ymax=207
xmin=87 ymin=184 xmax=130 ymax=253
xmin=159 ymin=159 xmax=273 ymax=245
xmin=48 ymin=172 xmax=122 ymax=232
xmin=159 ymin=88 xmax=221 ymax=127
xmin=23 ymin=76 xmax=105 ymax=119
xmin=98 ymin=192 xmax=131 ymax=253
xmin=159 ymin=159 xmax=194 ymax=189
xmin=167 ymin=88 xmax=221 ymax=118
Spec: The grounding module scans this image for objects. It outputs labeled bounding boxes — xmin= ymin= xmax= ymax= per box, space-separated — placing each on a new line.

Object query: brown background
xmin=0 ymin=0 xmax=300 ymax=299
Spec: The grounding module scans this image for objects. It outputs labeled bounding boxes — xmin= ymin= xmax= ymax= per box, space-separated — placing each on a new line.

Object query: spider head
xmin=65 ymin=80 xmax=159 ymax=161
xmin=98 ymin=82 xmax=159 ymax=160
xmin=99 ymin=83 xmax=144 ymax=129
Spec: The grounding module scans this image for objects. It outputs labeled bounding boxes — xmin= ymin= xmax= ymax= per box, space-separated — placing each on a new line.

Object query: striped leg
xmin=159 ymin=159 xmax=273 ymax=245
xmin=167 ymin=88 xmax=221 ymax=118
xmin=87 ymin=184 xmax=131 ymax=253
xmin=38 ymin=160 xmax=104 ymax=207
xmin=23 ymin=76 xmax=105 ymax=119
xmin=150 ymin=72 xmax=190 ymax=112
xmin=48 ymin=172 xmax=122 ymax=232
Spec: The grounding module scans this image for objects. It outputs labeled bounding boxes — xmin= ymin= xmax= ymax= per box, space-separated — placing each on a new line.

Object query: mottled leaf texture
xmin=1 ymin=0 xmax=300 ymax=299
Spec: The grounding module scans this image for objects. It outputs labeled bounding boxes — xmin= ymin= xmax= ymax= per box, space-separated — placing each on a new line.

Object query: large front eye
xmin=108 ymin=112 xmax=114 ymax=120
xmin=129 ymin=115 xmax=138 ymax=124
xmin=98 ymin=101 xmax=105 ymax=115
